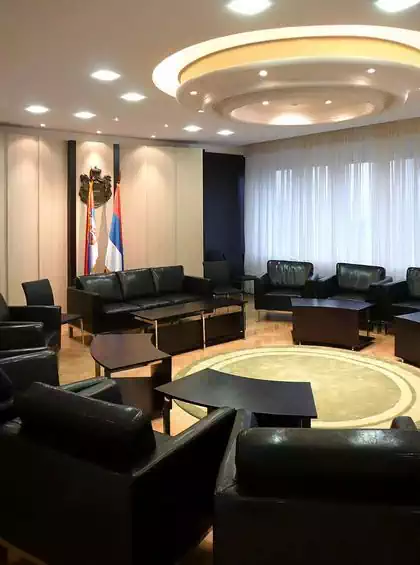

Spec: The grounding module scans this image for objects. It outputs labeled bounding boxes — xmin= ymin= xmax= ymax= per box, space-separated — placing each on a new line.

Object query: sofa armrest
xmin=67 ymin=287 xmax=102 ymax=328
xmin=8 ymin=306 xmax=61 ymax=332
xmin=254 ymin=274 xmax=271 ymax=297
xmin=302 ymin=273 xmax=319 ymax=298
xmin=391 ymin=416 xmax=418 ymax=431
xmin=215 ymin=410 xmax=257 ymax=494
xmin=370 ymin=276 xmax=393 ymax=287
xmin=61 ymin=378 xmax=123 ymax=404
xmin=315 ymin=274 xmax=338 ymax=298
xmin=0 ymin=322 xmax=46 ymax=350
xmin=183 ymin=275 xmax=214 ymax=296
xmin=376 ymin=279 xmax=409 ymax=303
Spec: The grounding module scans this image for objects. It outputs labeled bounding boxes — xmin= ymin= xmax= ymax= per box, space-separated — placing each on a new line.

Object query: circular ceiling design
xmin=153 ymin=25 xmax=420 ymax=127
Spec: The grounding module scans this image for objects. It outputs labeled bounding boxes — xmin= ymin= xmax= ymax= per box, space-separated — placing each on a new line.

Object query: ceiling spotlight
xmin=375 ymin=0 xmax=420 ymax=13
xmin=113 ymin=116 xmax=119 ymax=122
xmin=164 ymin=124 xmax=169 ymax=128
xmin=96 ymin=130 xmax=102 ymax=134
xmin=227 ymin=0 xmax=273 ymax=16
xmin=120 ymin=92 xmax=146 ymax=102
xmin=366 ymin=68 xmax=376 ymax=74
xmin=25 ymin=105 xmax=50 ymax=114
xmin=151 ymin=134 xmax=156 ymax=138
xmin=262 ymin=100 xmax=270 ymax=106
xmin=325 ymin=100 xmax=333 ymax=105
xmin=40 ymin=123 xmax=46 ymax=128
xmin=190 ymin=90 xmax=198 ymax=96
xmin=217 ymin=129 xmax=235 ymax=136
xmin=183 ymin=125 xmax=202 ymax=133
xmin=74 ymin=111 xmax=96 ymax=119
xmin=259 ymin=70 xmax=268 ymax=77
xmin=198 ymin=109 xmax=205 ymax=113
xmin=91 ymin=69 xmax=120 ymax=82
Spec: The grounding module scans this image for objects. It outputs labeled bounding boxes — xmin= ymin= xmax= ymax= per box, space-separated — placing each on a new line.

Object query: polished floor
xmin=1 ymin=301 xmax=398 ymax=565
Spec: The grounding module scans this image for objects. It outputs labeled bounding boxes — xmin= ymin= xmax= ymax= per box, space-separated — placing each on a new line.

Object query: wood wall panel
xmin=0 ymin=133 xmax=6 ymax=298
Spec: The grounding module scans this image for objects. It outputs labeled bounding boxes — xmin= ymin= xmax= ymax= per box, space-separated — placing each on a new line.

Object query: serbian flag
xmin=84 ymin=179 xmax=99 ymax=275
xmin=105 ymin=179 xmax=124 ymax=272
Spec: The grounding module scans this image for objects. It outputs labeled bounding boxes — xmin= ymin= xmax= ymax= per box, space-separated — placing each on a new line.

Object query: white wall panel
xmin=7 ymin=135 xmax=39 ymax=304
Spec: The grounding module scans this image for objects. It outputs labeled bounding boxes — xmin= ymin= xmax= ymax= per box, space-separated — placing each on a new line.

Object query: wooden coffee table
xmin=395 ymin=312 xmax=420 ymax=366
xmin=156 ymin=369 xmax=317 ymax=435
xmin=292 ymin=298 xmax=373 ymax=350
xmin=90 ymin=333 xmax=171 ymax=417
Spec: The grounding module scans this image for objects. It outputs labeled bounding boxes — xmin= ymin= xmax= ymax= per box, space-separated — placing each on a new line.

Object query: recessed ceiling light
xmin=325 ymin=100 xmax=333 ymax=105
xmin=189 ymin=90 xmax=198 ymax=96
xmin=259 ymin=70 xmax=268 ymax=77
xmin=96 ymin=130 xmax=102 ymax=134
xmin=91 ymin=69 xmax=121 ymax=82
xmin=151 ymin=134 xmax=156 ymax=138
xmin=375 ymin=0 xmax=420 ymax=13
xmin=113 ymin=116 xmax=119 ymax=122
xmin=366 ymin=68 xmax=376 ymax=74
xmin=217 ymin=129 xmax=235 ymax=136
xmin=25 ymin=105 xmax=49 ymax=114
xmin=74 ymin=111 xmax=96 ymax=119
xmin=40 ymin=123 xmax=46 ymax=128
xmin=164 ymin=124 xmax=169 ymax=128
xmin=262 ymin=100 xmax=270 ymax=106
xmin=120 ymin=92 xmax=146 ymax=102
xmin=198 ymin=109 xmax=205 ymax=113
xmin=227 ymin=0 xmax=272 ymax=16
xmin=183 ymin=125 xmax=202 ymax=133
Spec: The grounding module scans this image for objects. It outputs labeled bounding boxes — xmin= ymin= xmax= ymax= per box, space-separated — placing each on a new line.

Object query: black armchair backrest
xmin=203 ymin=260 xmax=231 ymax=285
xmin=267 ymin=260 xmax=313 ymax=288
xmin=22 ymin=279 xmax=55 ymax=306
xmin=0 ymin=294 xmax=10 ymax=321
xmin=407 ymin=267 xmax=420 ymax=298
xmin=336 ymin=263 xmax=385 ymax=292
xmin=0 ymin=349 xmax=59 ymax=393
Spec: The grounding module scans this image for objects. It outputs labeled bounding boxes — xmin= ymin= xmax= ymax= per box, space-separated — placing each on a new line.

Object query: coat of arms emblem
xmin=79 ymin=167 xmax=112 ymax=208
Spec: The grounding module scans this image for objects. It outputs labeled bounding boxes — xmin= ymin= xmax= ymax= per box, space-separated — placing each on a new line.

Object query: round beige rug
xmin=175 ymin=346 xmax=420 ymax=428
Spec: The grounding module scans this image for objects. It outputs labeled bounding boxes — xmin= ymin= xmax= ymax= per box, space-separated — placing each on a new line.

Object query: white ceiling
xmin=2 ymin=0 xmax=420 ymax=146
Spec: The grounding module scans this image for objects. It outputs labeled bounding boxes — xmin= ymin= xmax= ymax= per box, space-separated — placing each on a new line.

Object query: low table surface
xmin=91 ymin=333 xmax=170 ymax=372
xmin=156 ymin=369 xmax=317 ymax=418
xmin=133 ymin=298 xmax=245 ymax=323
xmin=395 ymin=312 xmax=420 ymax=324
xmin=292 ymin=298 xmax=371 ymax=312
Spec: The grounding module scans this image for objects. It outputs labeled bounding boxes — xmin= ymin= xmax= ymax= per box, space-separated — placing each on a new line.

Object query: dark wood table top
xmin=133 ymin=298 xmax=245 ymax=323
xmin=395 ymin=312 xmax=420 ymax=324
xmin=292 ymin=298 xmax=371 ymax=312
xmin=91 ymin=333 xmax=170 ymax=372
xmin=156 ymin=369 xmax=317 ymax=418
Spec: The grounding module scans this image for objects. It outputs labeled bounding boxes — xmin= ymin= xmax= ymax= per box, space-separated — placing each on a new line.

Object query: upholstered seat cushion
xmin=127 ymin=297 xmax=173 ymax=310
xmin=213 ymin=286 xmax=242 ymax=296
xmin=77 ymin=273 xmax=123 ymax=303
xmin=266 ymin=288 xmax=302 ymax=298
xmin=160 ymin=293 xmax=202 ymax=305
xmin=392 ymin=300 xmax=420 ymax=315
xmin=331 ymin=292 xmax=368 ymax=302
xmin=102 ymin=303 xmax=141 ymax=315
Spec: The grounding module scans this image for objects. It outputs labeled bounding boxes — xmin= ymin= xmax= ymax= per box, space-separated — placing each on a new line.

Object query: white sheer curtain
xmin=245 ymin=122 xmax=420 ymax=280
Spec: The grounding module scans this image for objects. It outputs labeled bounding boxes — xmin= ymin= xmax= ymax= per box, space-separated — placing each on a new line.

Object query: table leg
xmin=202 ymin=312 xmax=206 ymax=349
xmin=151 ymin=357 xmax=172 ymax=413
xmin=366 ymin=310 xmax=370 ymax=338
xmin=95 ymin=362 xmax=101 ymax=378
xmin=104 ymin=369 xmax=111 ymax=379
xmin=163 ymin=397 xmax=171 ymax=435
xmin=154 ymin=320 xmax=159 ymax=349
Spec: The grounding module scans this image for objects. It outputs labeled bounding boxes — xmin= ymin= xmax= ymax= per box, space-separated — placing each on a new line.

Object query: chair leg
xmin=80 ymin=319 xmax=85 ymax=346
xmin=68 ymin=325 xmax=74 ymax=338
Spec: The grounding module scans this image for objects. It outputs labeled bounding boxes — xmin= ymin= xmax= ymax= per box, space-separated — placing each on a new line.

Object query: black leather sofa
xmin=254 ymin=260 xmax=317 ymax=315
xmin=0 ymin=381 xmax=235 ymax=565
xmin=0 ymin=293 xmax=61 ymax=351
xmin=377 ymin=267 xmax=420 ymax=323
xmin=67 ymin=265 xmax=213 ymax=335
xmin=214 ymin=410 xmax=420 ymax=565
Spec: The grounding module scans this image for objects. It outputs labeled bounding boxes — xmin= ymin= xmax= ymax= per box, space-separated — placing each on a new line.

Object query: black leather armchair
xmin=0 ymin=382 xmax=235 ymax=565
xmin=0 ymin=293 xmax=61 ymax=350
xmin=0 ymin=322 xmax=47 ymax=358
xmin=254 ymin=260 xmax=317 ymax=316
xmin=316 ymin=262 xmax=391 ymax=301
xmin=377 ymin=267 xmax=420 ymax=323
xmin=214 ymin=410 xmax=420 ymax=565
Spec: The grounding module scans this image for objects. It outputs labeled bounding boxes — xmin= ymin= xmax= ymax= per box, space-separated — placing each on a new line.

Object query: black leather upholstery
xmin=0 ymin=322 xmax=46 ymax=352
xmin=117 ymin=268 xmax=156 ymax=300
xmin=22 ymin=279 xmax=54 ymax=306
xmin=336 ymin=263 xmax=385 ymax=292
xmin=102 ymin=302 xmax=141 ymax=315
xmin=0 ymin=349 xmax=59 ymax=393
xmin=128 ymin=297 xmax=173 ymax=309
xmin=159 ymin=293 xmax=201 ymax=305
xmin=268 ymin=260 xmax=313 ymax=288
xmin=255 ymin=261 xmax=317 ymax=312
xmin=374 ymin=268 xmax=420 ymax=322
xmin=77 ymin=273 xmax=123 ymax=303
xmin=151 ymin=265 xmax=184 ymax=294
xmin=407 ymin=267 xmax=420 ymax=298
xmin=0 ymin=294 xmax=10 ymax=321
xmin=214 ymin=410 xmax=420 ymax=565
xmin=0 ymin=369 xmax=13 ymax=421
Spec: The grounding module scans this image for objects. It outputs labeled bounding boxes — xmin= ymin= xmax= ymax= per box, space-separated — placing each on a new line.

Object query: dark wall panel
xmin=203 ymin=152 xmax=245 ymax=276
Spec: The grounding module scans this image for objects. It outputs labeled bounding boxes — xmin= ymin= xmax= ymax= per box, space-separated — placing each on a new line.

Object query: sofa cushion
xmin=336 ymin=263 xmax=385 ymax=292
xmin=151 ymin=266 xmax=184 ymax=294
xmin=102 ymin=302 xmax=141 ymax=315
xmin=267 ymin=261 xmax=313 ymax=289
xmin=392 ymin=300 xmax=420 ymax=315
xmin=407 ymin=268 xmax=420 ymax=299
xmin=0 ymin=294 xmax=10 ymax=322
xmin=128 ymin=297 xmax=173 ymax=310
xmin=266 ymin=288 xmax=301 ymax=298
xmin=16 ymin=382 xmax=156 ymax=471
xmin=159 ymin=293 xmax=201 ymax=305
xmin=117 ymin=268 xmax=156 ymax=300
xmin=77 ymin=273 xmax=123 ymax=303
